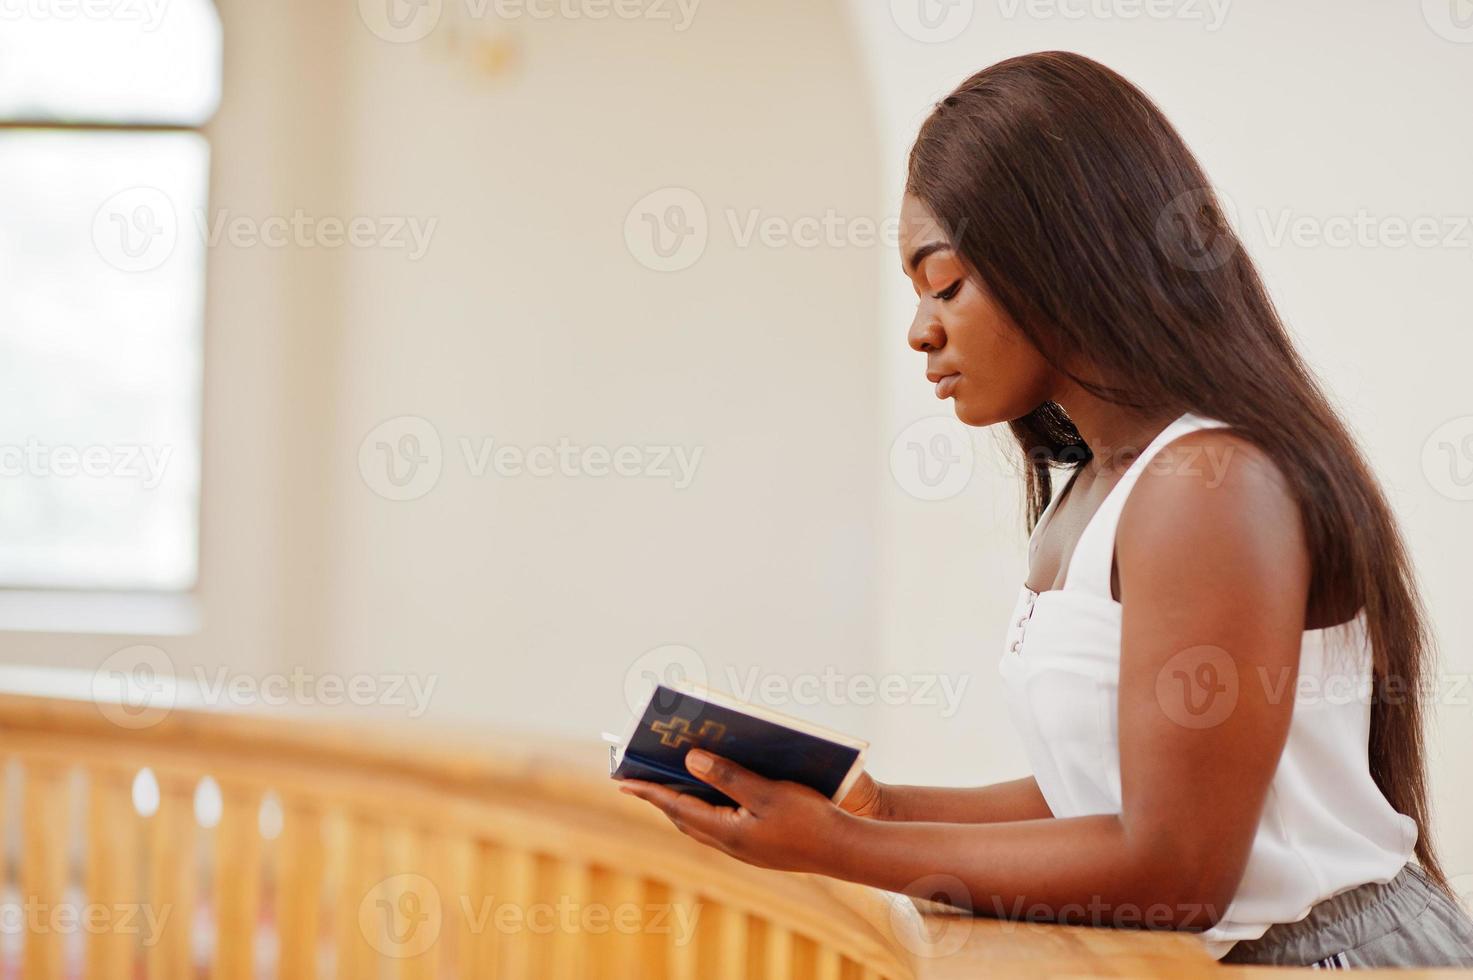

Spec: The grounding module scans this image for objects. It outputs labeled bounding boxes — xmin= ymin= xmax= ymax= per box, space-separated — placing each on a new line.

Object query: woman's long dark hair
xmin=907 ymin=51 xmax=1445 ymax=887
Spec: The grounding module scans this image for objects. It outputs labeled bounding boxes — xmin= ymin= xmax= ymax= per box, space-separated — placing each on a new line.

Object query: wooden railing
xmin=0 ymin=666 xmax=916 ymax=979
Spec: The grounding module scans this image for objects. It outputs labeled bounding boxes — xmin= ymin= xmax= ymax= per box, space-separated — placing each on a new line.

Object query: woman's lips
xmin=935 ymin=373 xmax=961 ymax=399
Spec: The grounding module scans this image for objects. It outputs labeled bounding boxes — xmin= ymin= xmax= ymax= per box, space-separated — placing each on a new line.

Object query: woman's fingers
xmin=683 ymin=750 xmax=773 ymax=810
xmin=618 ymin=779 xmax=738 ymax=844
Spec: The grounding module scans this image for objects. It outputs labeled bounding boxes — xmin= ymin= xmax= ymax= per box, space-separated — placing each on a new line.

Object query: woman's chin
xmin=951 ymin=397 xmax=1002 ymax=428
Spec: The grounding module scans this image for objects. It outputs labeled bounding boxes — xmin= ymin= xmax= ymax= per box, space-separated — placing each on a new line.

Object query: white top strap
xmin=1064 ymin=412 xmax=1230 ymax=600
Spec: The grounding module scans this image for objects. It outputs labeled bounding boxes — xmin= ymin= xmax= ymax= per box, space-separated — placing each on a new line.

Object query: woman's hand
xmin=617 ymin=750 xmax=856 ymax=875
xmin=837 ymin=770 xmax=887 ymax=819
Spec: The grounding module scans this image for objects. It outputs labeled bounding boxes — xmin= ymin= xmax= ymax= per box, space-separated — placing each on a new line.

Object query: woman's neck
xmin=1053 ymin=386 xmax=1180 ymax=477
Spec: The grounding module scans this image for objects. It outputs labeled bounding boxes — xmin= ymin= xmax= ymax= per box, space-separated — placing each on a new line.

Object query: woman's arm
xmin=621 ymin=432 xmax=1312 ymax=928
xmin=843 ymin=773 xmax=1053 ymax=823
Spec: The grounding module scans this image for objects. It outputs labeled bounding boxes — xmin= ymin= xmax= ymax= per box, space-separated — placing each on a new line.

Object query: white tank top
xmin=998 ymin=412 xmax=1416 ymax=957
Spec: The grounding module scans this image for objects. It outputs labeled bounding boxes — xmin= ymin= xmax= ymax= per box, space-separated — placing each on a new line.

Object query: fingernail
xmin=686 ymin=750 xmax=711 ymax=774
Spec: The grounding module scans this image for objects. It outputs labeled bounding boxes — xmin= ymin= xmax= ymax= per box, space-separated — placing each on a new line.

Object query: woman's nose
xmin=909 ymin=310 xmax=945 ymax=353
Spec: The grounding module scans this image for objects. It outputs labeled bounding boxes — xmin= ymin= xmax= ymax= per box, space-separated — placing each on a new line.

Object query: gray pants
xmin=1222 ymin=865 xmax=1473 ymax=968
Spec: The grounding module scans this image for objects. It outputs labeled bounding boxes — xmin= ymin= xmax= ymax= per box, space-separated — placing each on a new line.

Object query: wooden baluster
xmin=419 ymin=830 xmax=453 ymax=980
xmin=334 ymin=814 xmax=384 ymax=979
xmin=84 ymin=768 xmax=141 ymax=980
xmin=763 ymin=923 xmax=794 ymax=980
xmin=716 ymin=904 xmax=748 ymax=980
xmin=666 ymin=886 xmax=699 ymax=980
xmin=549 ymin=858 xmax=591 ymax=980
xmin=595 ymin=869 xmax=644 ymax=980
xmin=320 ymin=811 xmax=348 ymax=979
xmin=499 ymin=847 xmax=536 ymax=979
xmin=469 ymin=841 xmax=501 ymax=978
xmin=443 ymin=836 xmax=476 ymax=980
xmin=814 ymin=945 xmax=842 ymax=980
xmin=277 ymin=800 xmax=325 ymax=979
xmin=382 ymin=825 xmax=442 ymax=980
xmin=211 ymin=782 xmax=262 ymax=980
xmin=147 ymin=775 xmax=197 ymax=979
xmin=380 ymin=826 xmax=411 ymax=980
xmin=21 ymin=764 xmax=70 ymax=980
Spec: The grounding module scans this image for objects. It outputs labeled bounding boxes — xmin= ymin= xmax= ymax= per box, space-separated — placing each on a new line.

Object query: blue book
xmin=609 ymin=681 xmax=868 ymax=808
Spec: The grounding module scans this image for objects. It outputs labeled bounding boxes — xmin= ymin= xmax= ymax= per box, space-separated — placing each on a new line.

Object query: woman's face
xmin=900 ymin=194 xmax=1058 ymax=427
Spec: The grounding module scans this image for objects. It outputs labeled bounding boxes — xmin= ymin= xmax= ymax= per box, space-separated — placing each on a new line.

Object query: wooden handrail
xmin=0 ymin=667 xmax=914 ymax=978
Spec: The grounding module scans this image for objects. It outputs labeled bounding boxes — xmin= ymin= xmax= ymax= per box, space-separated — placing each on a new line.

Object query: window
xmin=0 ymin=2 xmax=221 ymax=591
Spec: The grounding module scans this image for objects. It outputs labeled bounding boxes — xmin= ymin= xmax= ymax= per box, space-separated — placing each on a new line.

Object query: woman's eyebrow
xmin=905 ymin=240 xmax=951 ymax=274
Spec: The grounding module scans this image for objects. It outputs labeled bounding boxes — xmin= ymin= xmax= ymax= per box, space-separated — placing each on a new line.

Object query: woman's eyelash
xmin=932 ymin=280 xmax=962 ymax=301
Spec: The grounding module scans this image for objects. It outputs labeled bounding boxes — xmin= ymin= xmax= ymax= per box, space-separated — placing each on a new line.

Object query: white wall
xmin=845 ymin=0 xmax=1473 ymax=882
xmin=314 ymin=0 xmax=889 ymax=740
